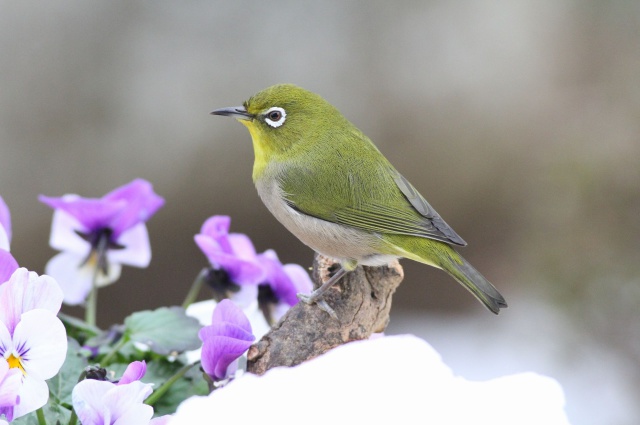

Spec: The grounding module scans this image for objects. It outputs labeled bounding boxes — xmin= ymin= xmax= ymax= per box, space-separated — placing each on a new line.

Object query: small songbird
xmin=211 ymin=84 xmax=507 ymax=316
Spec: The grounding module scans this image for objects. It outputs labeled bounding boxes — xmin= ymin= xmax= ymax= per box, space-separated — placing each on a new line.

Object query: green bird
xmin=212 ymin=84 xmax=507 ymax=315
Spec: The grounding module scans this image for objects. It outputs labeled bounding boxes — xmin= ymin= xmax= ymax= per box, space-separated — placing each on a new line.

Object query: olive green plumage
xmin=211 ymin=84 xmax=507 ymax=314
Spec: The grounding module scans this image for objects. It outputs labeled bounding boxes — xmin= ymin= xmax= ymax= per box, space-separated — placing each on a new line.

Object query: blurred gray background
xmin=1 ymin=1 xmax=638 ymax=423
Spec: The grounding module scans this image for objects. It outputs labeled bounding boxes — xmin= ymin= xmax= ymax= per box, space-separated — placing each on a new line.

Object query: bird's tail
xmin=440 ymin=253 xmax=507 ymax=314
xmin=380 ymin=235 xmax=507 ymax=314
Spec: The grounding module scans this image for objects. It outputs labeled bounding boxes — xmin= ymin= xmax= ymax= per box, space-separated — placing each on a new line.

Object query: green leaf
xmin=142 ymin=360 xmax=209 ymax=416
xmin=107 ymin=359 xmax=209 ymax=416
xmin=151 ymin=371 xmax=210 ymax=416
xmin=124 ymin=307 xmax=202 ymax=355
xmin=12 ymin=402 xmax=71 ymax=425
xmin=47 ymin=337 xmax=89 ymax=406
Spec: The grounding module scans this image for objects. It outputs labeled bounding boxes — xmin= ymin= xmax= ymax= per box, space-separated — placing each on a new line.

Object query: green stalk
xmin=36 ymin=407 xmax=47 ymax=425
xmin=84 ymin=272 xmax=99 ymax=328
xmin=182 ymin=268 xmax=208 ymax=309
xmin=85 ymin=232 xmax=110 ymax=327
xmin=100 ymin=335 xmax=128 ymax=366
xmin=144 ymin=361 xmax=201 ymax=406
xmin=68 ymin=409 xmax=78 ymax=425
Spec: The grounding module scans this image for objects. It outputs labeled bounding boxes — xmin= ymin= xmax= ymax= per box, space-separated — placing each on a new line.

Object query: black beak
xmin=210 ymin=106 xmax=254 ymax=121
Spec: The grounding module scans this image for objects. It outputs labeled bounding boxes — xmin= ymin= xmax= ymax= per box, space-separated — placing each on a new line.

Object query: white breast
xmin=254 ymin=175 xmax=398 ymax=267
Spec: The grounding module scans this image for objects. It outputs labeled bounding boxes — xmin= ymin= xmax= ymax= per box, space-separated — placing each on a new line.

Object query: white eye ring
xmin=264 ymin=107 xmax=286 ymax=128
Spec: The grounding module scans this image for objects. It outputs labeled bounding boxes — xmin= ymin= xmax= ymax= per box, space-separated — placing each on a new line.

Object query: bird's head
xmin=212 ymin=84 xmax=349 ymax=177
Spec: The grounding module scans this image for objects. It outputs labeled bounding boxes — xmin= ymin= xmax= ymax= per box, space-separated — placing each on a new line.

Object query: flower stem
xmin=85 ymin=262 xmax=101 ymax=327
xmin=182 ymin=268 xmax=208 ymax=309
xmin=144 ymin=361 xmax=201 ymax=406
xmin=68 ymin=409 xmax=78 ymax=425
xmin=100 ymin=335 xmax=128 ymax=366
xmin=36 ymin=407 xmax=47 ymax=425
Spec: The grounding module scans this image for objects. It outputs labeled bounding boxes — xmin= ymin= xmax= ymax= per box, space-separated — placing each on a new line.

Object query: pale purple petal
xmin=0 ymin=197 xmax=11 ymax=245
xmin=39 ymin=194 xmax=126 ymax=233
xmin=0 ymin=251 xmax=18 ymax=284
xmin=45 ymin=252 xmax=121 ymax=305
xmin=227 ymin=234 xmax=258 ymax=260
xmin=112 ymin=403 xmax=154 ymax=425
xmin=282 ymin=264 xmax=313 ymax=299
xmin=44 ymin=252 xmax=93 ymax=305
xmin=199 ymin=323 xmax=254 ymax=344
xmin=11 ymin=375 xmax=50 ymax=420
xmin=230 ymin=285 xmax=259 ymax=309
xmin=95 ymin=262 xmax=122 ymax=288
xmin=258 ymin=250 xmax=311 ymax=307
xmin=0 ymin=227 xmax=9 ymax=252
xmin=0 ymin=322 xmax=11 ymax=358
xmin=106 ymin=223 xmax=151 ymax=268
xmin=47 ymin=209 xmax=93 ymax=255
xmin=118 ymin=361 xmax=146 ymax=385
xmin=198 ymin=300 xmax=255 ymax=381
xmin=200 ymin=216 xmax=231 ymax=243
xmin=0 ymin=359 xmax=20 ymax=408
xmin=194 ymin=234 xmax=223 ymax=261
xmin=195 ymin=235 xmax=265 ymax=285
xmin=72 ymin=379 xmax=113 ymax=425
xmin=0 ymin=268 xmax=64 ymax=335
xmin=12 ymin=309 xmax=67 ymax=380
xmin=201 ymin=335 xmax=254 ymax=380
xmin=260 ymin=249 xmax=279 ymax=262
xmin=211 ymin=299 xmax=252 ymax=333
xmin=73 ymin=378 xmax=154 ymax=425
xmin=102 ymin=179 xmax=164 ymax=238
xmin=102 ymin=380 xmax=153 ymax=424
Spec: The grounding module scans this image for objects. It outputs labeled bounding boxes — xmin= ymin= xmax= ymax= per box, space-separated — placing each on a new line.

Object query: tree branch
xmin=247 ymin=254 xmax=404 ymax=375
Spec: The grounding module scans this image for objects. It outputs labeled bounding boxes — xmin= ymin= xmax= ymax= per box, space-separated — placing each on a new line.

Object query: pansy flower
xmin=0 ymin=256 xmax=67 ymax=420
xmin=194 ymin=216 xmax=265 ymax=306
xmin=39 ymin=179 xmax=164 ymax=305
xmin=72 ymin=360 xmax=156 ymax=425
xmin=199 ymin=299 xmax=255 ymax=382
xmin=257 ymin=249 xmax=313 ymax=324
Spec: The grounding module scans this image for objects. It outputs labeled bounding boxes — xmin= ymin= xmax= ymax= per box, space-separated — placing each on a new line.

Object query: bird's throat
xmin=241 ymin=120 xmax=269 ymax=182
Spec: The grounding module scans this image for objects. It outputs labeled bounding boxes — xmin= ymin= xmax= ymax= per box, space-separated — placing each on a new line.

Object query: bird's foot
xmin=297 ymin=292 xmax=338 ymax=320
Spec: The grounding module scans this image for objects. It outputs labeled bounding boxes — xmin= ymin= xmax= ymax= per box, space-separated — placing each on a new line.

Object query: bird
xmin=211 ymin=84 xmax=507 ymax=316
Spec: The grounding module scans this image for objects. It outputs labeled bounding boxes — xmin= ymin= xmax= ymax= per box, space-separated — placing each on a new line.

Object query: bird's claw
xmin=297 ymin=292 xmax=338 ymax=320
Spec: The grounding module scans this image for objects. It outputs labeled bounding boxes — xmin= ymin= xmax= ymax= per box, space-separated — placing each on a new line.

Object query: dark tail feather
xmin=442 ymin=255 xmax=507 ymax=314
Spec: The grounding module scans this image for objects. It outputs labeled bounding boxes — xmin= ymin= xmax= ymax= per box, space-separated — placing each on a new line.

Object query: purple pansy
xmin=194 ymin=216 xmax=265 ymax=306
xmin=257 ymin=249 xmax=313 ymax=323
xmin=39 ymin=179 xmax=164 ymax=305
xmin=199 ymin=299 xmax=255 ymax=381
xmin=0 ymin=196 xmax=10 ymax=251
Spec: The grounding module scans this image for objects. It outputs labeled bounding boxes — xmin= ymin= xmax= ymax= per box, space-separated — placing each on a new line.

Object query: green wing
xmin=280 ymin=136 xmax=467 ymax=247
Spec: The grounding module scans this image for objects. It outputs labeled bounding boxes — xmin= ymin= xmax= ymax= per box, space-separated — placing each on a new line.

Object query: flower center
xmin=7 ymin=353 xmax=25 ymax=375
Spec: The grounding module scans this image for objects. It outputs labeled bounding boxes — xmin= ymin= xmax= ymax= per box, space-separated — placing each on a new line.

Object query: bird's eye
xmin=264 ymin=107 xmax=286 ymax=128
xmin=268 ymin=110 xmax=281 ymax=121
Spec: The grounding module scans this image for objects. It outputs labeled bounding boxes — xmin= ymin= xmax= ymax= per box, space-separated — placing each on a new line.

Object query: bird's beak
xmin=210 ymin=106 xmax=254 ymax=121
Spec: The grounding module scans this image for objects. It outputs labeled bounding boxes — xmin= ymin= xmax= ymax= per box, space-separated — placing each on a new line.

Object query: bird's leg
xmin=297 ymin=262 xmax=352 ymax=320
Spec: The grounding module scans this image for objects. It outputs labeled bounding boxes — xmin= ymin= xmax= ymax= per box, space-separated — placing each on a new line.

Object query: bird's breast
xmin=254 ymin=175 xmax=397 ymax=267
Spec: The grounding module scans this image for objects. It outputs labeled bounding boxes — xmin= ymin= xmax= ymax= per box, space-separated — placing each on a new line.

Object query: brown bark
xmin=247 ymin=254 xmax=403 ymax=375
